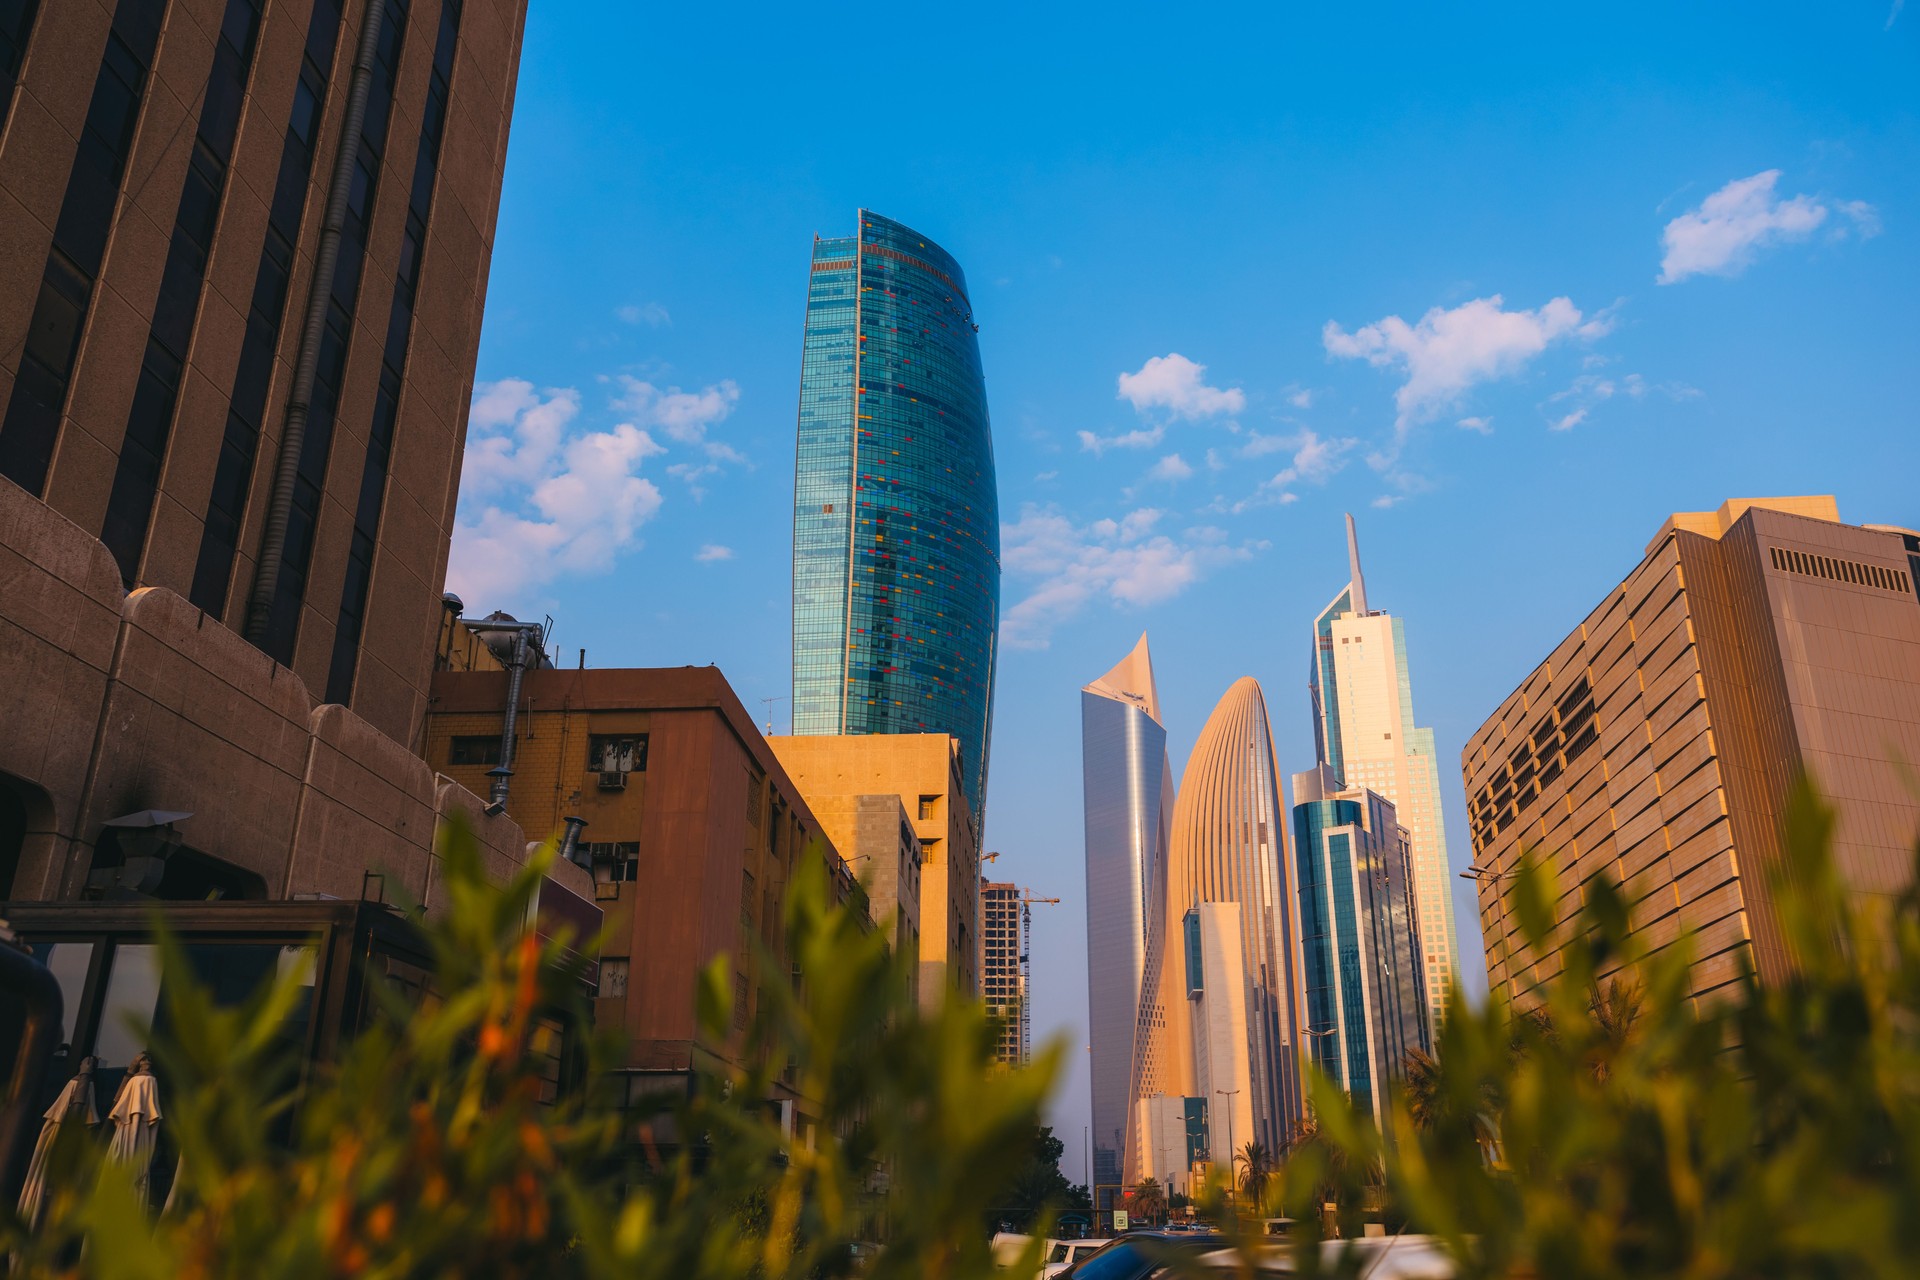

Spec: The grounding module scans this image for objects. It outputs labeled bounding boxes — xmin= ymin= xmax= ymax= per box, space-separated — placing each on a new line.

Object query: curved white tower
xmin=1161 ymin=677 xmax=1305 ymax=1162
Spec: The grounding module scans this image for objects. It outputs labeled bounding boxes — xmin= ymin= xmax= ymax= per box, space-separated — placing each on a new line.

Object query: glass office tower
xmin=791 ymin=211 xmax=1000 ymax=817
xmin=1292 ymin=764 xmax=1429 ymax=1126
xmin=1080 ymin=635 xmax=1174 ymax=1192
xmin=1310 ymin=515 xmax=1461 ymax=1032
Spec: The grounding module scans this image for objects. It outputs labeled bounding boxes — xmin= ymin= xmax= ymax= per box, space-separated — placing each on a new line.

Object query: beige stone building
xmin=0 ymin=0 xmax=524 ymax=748
xmin=768 ymin=734 xmax=982 ymax=1003
xmin=1463 ymin=497 xmax=1920 ymax=1003
xmin=424 ymin=660 xmax=862 ymax=1112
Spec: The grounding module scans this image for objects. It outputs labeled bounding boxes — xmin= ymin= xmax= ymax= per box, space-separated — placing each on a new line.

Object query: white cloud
xmin=695 ymin=544 xmax=734 ymax=562
xmin=1222 ymin=429 xmax=1355 ymax=512
xmin=1147 ymin=453 xmax=1195 ymax=482
xmin=1371 ymin=495 xmax=1403 ymax=509
xmin=1116 ymin=354 xmax=1246 ymax=419
xmin=449 ymin=380 xmax=665 ymax=606
xmin=1000 ymin=506 xmax=1264 ymax=648
xmin=1286 ymin=387 xmax=1314 ymax=409
xmin=1077 ymin=425 xmax=1165 ymax=455
xmin=1457 ymin=416 xmax=1494 ymax=434
xmin=612 ymin=376 xmax=741 ymax=445
xmin=1890 ymin=0 xmax=1905 ymax=30
xmin=1324 ymin=295 xmax=1610 ymax=442
xmin=616 ymin=302 xmax=671 ymax=326
xmin=1035 ymin=470 xmax=1059 ymax=482
xmin=1658 ymin=171 xmax=1877 ymax=283
xmin=1540 ymin=371 xmax=1701 ymax=431
xmin=1549 ymin=408 xmax=1588 ymax=433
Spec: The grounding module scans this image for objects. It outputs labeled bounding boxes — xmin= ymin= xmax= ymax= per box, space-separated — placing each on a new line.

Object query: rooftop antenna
xmin=1345 ymin=512 xmax=1369 ymax=616
xmin=760 ymin=695 xmax=788 ymax=735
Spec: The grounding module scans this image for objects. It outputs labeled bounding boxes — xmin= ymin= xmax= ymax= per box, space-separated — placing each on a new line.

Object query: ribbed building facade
xmin=1464 ymin=498 xmax=1920 ymax=1004
xmin=0 ymin=0 xmax=524 ymax=747
xmin=790 ymin=211 xmax=999 ymax=819
xmin=1310 ymin=516 xmax=1460 ymax=1030
xmin=1079 ymin=635 xmax=1174 ymax=1191
xmin=1159 ymin=677 xmax=1305 ymax=1158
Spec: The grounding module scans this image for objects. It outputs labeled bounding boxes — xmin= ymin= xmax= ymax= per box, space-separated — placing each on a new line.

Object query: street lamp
xmin=1461 ymin=864 xmax=1522 ymax=1001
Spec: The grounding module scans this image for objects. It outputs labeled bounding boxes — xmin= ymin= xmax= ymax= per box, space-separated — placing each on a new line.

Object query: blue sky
xmin=458 ymin=2 xmax=1918 ymax=1176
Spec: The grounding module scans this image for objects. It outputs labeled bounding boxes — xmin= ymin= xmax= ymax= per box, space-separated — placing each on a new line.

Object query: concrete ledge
xmin=288 ymin=703 xmax=438 ymax=902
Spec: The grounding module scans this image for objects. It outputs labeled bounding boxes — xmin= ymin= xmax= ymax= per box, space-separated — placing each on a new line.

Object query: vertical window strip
xmin=190 ymin=0 xmax=346 ymax=617
xmin=260 ymin=0 xmax=410 ymax=664
xmin=324 ymin=0 xmax=458 ymax=705
xmin=0 ymin=0 xmax=42 ymax=130
xmin=0 ymin=0 xmax=169 ymax=495
xmin=100 ymin=0 xmax=264 ymax=586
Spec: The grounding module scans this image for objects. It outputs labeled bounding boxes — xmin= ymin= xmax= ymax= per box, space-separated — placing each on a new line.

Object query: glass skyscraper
xmin=791 ymin=211 xmax=1000 ymax=816
xmin=1309 ymin=515 xmax=1461 ymax=1032
xmin=1080 ymin=635 xmax=1174 ymax=1192
xmin=1291 ymin=763 xmax=1429 ymax=1126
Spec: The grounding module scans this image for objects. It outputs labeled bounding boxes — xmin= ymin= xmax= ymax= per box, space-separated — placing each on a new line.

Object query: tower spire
xmin=1346 ymin=513 xmax=1369 ymax=616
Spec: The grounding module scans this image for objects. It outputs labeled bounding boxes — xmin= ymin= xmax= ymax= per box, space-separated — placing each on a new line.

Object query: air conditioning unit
xmin=598 ymin=771 xmax=627 ymax=790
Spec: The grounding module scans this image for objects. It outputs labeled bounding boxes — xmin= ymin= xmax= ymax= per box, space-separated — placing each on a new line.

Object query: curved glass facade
xmin=1079 ymin=636 xmax=1174 ymax=1191
xmin=791 ymin=211 xmax=999 ymax=816
xmin=1158 ymin=677 xmax=1305 ymax=1157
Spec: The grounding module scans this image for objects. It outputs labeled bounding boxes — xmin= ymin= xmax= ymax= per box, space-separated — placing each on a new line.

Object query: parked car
xmin=1042 ymin=1237 xmax=1112 ymax=1277
xmin=1056 ymin=1231 xmax=1228 ymax=1279
xmin=1182 ymin=1236 xmax=1458 ymax=1278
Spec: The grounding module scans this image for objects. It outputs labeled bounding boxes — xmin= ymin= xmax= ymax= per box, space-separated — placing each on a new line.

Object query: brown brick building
xmin=0 ymin=0 xmax=522 ymax=747
xmin=1463 ymin=497 xmax=1920 ymax=1003
xmin=423 ymin=661 xmax=863 ymax=1102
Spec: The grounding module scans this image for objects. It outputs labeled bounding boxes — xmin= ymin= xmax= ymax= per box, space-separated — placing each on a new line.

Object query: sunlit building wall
xmin=1463 ymin=498 xmax=1920 ymax=1004
xmin=1159 ymin=677 xmax=1305 ymax=1159
xmin=1079 ymin=635 xmax=1175 ymax=1191
xmin=789 ymin=211 xmax=999 ymax=821
xmin=1311 ymin=515 xmax=1461 ymax=1031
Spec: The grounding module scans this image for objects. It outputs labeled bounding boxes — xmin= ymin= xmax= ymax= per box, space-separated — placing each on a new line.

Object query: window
xmin=598 ymin=957 xmax=629 ymax=999
xmin=917 ymin=794 xmax=937 ymax=820
xmin=449 ymin=735 xmax=501 ymax=766
xmin=588 ymin=734 xmax=648 ymax=774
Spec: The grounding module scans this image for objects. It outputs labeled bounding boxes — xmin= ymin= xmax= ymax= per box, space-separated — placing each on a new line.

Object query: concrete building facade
xmin=1291 ymin=763 xmax=1428 ymax=1126
xmin=0 ymin=0 xmax=524 ymax=748
xmin=0 ymin=446 xmax=577 ymax=916
xmin=768 ymin=733 xmax=981 ymax=1004
xmin=1463 ymin=497 xmax=1920 ymax=1004
xmin=423 ymin=663 xmax=860 ymax=1103
xmin=1133 ymin=1092 xmax=1208 ymax=1197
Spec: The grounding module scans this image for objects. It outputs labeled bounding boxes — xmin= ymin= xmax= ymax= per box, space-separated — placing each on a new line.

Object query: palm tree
xmin=1585 ymin=976 xmax=1643 ymax=1082
xmin=1127 ymin=1177 xmax=1168 ymax=1224
xmin=1401 ymin=1047 xmax=1442 ymax=1134
xmin=1234 ymin=1141 xmax=1274 ymax=1208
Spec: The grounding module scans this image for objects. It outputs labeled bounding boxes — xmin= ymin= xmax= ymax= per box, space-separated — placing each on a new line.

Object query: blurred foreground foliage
xmin=1222 ymin=783 xmax=1920 ymax=1279
xmin=3 ymin=823 xmax=1057 ymax=1279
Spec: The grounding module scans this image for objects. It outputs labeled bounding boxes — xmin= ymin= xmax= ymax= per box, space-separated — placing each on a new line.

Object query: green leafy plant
xmin=1245 ymin=783 xmax=1920 ymax=1279
xmin=2 ymin=821 xmax=1059 ymax=1279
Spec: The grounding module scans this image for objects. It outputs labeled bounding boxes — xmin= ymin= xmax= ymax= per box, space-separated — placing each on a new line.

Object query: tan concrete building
xmin=768 ymin=734 xmax=982 ymax=1003
xmin=0 ymin=447 xmax=577 ymax=916
xmin=0 ymin=0 xmax=524 ymax=747
xmin=804 ymin=792 xmax=922 ymax=993
xmin=1463 ymin=497 xmax=1920 ymax=1004
xmin=424 ymin=662 xmax=862 ymax=1104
